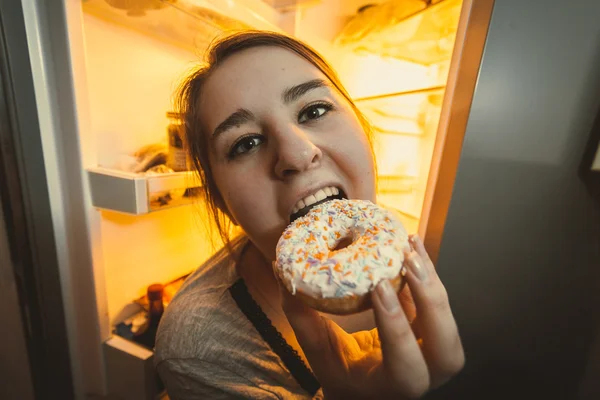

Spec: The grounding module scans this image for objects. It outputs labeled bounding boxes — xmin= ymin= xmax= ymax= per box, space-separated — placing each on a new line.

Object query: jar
xmin=166 ymin=112 xmax=187 ymax=171
xmin=132 ymin=283 xmax=164 ymax=350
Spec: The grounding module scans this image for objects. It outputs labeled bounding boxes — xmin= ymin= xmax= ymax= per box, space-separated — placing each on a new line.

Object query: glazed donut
xmin=275 ymin=199 xmax=410 ymax=315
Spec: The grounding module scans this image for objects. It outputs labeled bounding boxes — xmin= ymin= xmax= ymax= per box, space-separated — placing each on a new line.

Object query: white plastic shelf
xmin=355 ymin=85 xmax=445 ymax=137
xmin=87 ymin=167 xmax=201 ymax=215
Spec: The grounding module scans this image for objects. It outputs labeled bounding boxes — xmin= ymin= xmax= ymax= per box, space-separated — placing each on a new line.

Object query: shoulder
xmin=156 ymin=358 xmax=282 ymax=400
xmin=154 ymin=235 xmax=249 ymax=362
xmin=154 ymin=236 xmax=315 ymax=399
xmin=156 ymin=357 xmax=316 ymax=400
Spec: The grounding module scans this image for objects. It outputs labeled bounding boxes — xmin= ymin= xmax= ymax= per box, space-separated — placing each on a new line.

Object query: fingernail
xmin=406 ymin=252 xmax=428 ymax=281
xmin=410 ymin=234 xmax=421 ymax=247
xmin=376 ymin=279 xmax=400 ymax=313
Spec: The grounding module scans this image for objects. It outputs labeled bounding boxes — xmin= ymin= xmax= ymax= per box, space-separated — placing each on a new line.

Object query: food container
xmin=166 ymin=111 xmax=188 ymax=171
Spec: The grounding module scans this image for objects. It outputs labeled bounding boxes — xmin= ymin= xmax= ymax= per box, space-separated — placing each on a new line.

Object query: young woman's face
xmin=199 ymin=46 xmax=376 ymax=260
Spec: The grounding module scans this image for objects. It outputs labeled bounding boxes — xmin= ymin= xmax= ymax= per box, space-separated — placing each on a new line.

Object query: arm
xmin=157 ymin=358 xmax=281 ymax=400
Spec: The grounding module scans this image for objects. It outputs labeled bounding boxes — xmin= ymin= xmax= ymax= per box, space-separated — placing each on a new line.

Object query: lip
xmin=288 ymin=182 xmax=346 ymax=217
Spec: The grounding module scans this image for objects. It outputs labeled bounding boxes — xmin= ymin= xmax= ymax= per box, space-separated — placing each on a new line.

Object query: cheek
xmin=213 ymin=168 xmax=251 ymax=213
xmin=330 ymin=118 xmax=377 ymax=198
xmin=212 ymin=162 xmax=274 ymax=226
xmin=333 ymin=120 xmax=375 ymax=170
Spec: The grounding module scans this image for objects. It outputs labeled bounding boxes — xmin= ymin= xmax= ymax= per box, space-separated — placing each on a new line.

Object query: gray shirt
xmin=154 ymin=236 xmax=324 ymax=399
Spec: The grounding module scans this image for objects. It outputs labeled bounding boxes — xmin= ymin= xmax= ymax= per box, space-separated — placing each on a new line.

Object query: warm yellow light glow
xmin=335 ymin=0 xmax=464 ymax=66
xmin=81 ymin=13 xmax=222 ymax=325
xmin=334 ymin=52 xmax=431 ymax=99
xmin=83 ymin=0 xmax=465 ymax=324
xmin=101 ymin=202 xmax=223 ymax=325
xmin=329 ymin=0 xmax=464 ymax=235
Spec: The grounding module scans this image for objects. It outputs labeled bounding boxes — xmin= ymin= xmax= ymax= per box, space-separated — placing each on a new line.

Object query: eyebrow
xmin=211 ymin=79 xmax=332 ymax=139
xmin=212 ymin=108 xmax=254 ymax=139
xmin=282 ymin=79 xmax=331 ymax=104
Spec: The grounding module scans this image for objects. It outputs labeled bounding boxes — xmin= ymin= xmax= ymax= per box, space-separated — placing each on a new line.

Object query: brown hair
xmin=176 ymin=30 xmax=374 ymax=250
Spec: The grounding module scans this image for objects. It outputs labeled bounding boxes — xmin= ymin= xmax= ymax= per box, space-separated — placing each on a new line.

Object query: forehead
xmin=199 ymin=46 xmax=329 ymax=118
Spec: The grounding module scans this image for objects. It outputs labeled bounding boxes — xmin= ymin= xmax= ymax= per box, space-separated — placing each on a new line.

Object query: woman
xmin=155 ymin=30 xmax=464 ymax=399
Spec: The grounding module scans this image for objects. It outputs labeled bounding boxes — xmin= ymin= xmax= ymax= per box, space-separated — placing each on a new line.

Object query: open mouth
xmin=290 ymin=186 xmax=347 ymax=223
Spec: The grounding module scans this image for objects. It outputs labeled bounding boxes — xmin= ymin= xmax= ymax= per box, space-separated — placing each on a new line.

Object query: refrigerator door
xmin=430 ymin=0 xmax=600 ymax=398
xmin=579 ymin=108 xmax=600 ymax=205
xmin=19 ymin=0 xmax=106 ymax=397
xmin=421 ymin=0 xmax=496 ymax=262
xmin=0 ymin=0 xmax=74 ymax=397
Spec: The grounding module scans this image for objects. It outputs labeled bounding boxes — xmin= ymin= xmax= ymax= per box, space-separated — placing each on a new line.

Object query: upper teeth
xmin=292 ymin=186 xmax=340 ymax=214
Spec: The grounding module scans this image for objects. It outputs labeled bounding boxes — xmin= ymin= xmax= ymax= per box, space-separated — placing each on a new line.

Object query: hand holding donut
xmin=275 ymin=199 xmax=411 ymax=315
xmin=278 ymin=234 xmax=465 ymax=399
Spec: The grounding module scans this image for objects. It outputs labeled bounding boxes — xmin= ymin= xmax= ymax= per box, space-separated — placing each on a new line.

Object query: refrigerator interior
xmin=66 ymin=1 xmax=468 ymax=396
xmin=77 ymin=0 xmax=464 ymax=332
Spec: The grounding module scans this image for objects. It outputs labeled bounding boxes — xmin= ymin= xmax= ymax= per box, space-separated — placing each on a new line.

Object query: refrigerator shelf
xmin=354 ymin=85 xmax=445 ymax=103
xmin=356 ymin=86 xmax=445 ymax=138
xmin=87 ymin=167 xmax=201 ymax=215
xmin=334 ymin=0 xmax=462 ymax=66
xmin=372 ymin=126 xmax=423 ymax=137
xmin=377 ymin=174 xmax=417 ymax=194
xmin=81 ymin=0 xmax=281 ymax=53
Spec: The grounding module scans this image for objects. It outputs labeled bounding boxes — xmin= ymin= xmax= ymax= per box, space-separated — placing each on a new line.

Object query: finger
xmin=398 ymin=280 xmax=422 ymax=339
xmin=399 ymin=251 xmax=422 ymax=340
xmin=410 ymin=234 xmax=432 ymax=266
xmin=371 ymin=279 xmax=431 ymax=398
xmin=404 ymin=236 xmax=465 ymax=388
xmin=398 ymin=260 xmax=417 ymax=321
xmin=405 ymin=249 xmax=464 ymax=385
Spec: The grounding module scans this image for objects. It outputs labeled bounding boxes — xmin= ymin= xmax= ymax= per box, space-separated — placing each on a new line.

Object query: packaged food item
xmin=132 ymin=143 xmax=168 ymax=173
xmin=166 ymin=112 xmax=188 ymax=171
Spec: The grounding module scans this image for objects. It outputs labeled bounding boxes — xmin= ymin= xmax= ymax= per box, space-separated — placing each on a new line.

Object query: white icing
xmin=275 ymin=199 xmax=409 ymax=299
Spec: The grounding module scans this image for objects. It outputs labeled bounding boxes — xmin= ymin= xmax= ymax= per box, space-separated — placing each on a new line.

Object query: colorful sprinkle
xmin=275 ymin=199 xmax=408 ymax=300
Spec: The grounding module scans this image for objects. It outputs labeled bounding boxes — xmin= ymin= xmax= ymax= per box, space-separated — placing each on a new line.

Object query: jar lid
xmin=147 ymin=283 xmax=164 ymax=300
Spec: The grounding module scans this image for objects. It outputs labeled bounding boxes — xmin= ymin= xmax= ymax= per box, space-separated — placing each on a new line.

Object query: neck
xmin=237 ymin=241 xmax=282 ymax=314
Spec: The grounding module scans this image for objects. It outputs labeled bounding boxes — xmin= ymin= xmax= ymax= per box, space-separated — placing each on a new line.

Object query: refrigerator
xmin=2 ymin=0 xmax=599 ymax=399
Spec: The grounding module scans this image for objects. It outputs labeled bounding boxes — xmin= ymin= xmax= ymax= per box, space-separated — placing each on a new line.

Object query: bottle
xmin=166 ymin=112 xmax=187 ymax=171
xmin=132 ymin=283 xmax=164 ymax=350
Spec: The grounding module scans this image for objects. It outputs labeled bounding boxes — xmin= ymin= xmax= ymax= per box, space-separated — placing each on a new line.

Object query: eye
xmin=298 ymin=102 xmax=333 ymax=123
xmin=228 ymin=134 xmax=264 ymax=159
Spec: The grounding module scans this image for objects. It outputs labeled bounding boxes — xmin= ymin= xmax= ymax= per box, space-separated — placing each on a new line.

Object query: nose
xmin=273 ymin=125 xmax=322 ymax=179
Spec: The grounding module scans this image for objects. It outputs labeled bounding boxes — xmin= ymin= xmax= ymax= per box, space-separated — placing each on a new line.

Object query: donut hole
xmin=332 ymin=235 xmax=354 ymax=251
